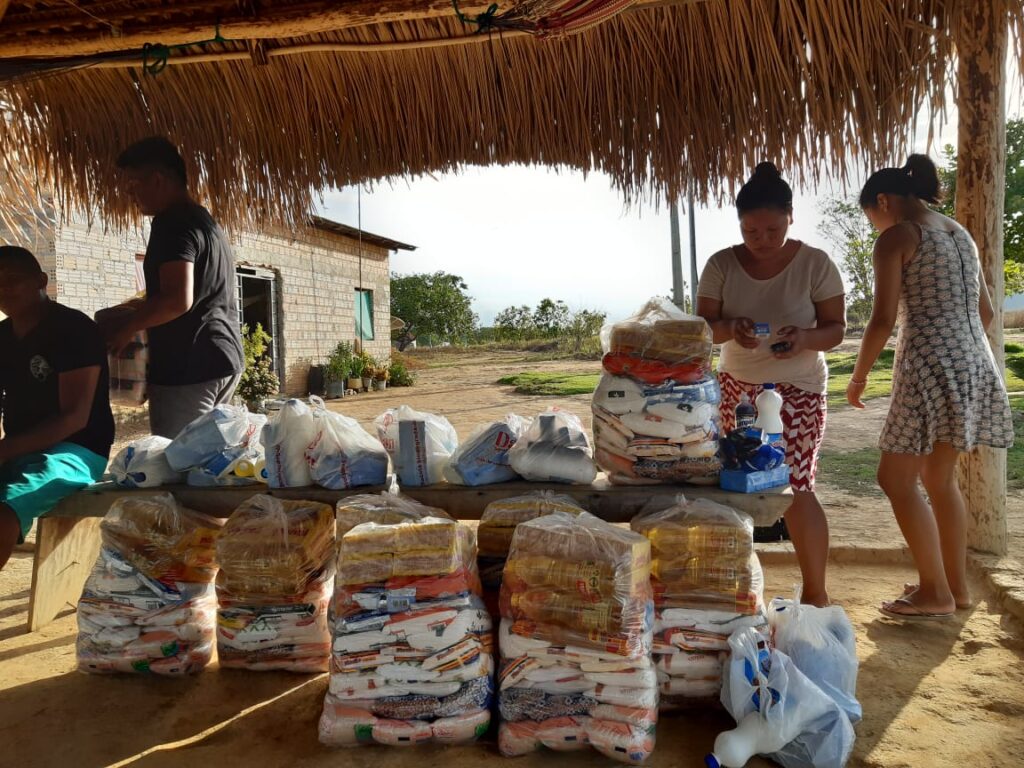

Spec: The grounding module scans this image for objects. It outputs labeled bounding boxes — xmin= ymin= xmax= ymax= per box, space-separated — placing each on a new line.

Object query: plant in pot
xmin=325 ymin=341 xmax=354 ymax=399
xmin=360 ymin=352 xmax=377 ymax=391
xmin=347 ymin=349 xmax=365 ymax=393
xmin=373 ymin=364 xmax=390 ymax=391
xmin=237 ymin=323 xmax=280 ymax=411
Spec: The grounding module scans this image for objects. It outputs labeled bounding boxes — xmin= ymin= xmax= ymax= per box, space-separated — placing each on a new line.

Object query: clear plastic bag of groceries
xmin=374 ymin=405 xmax=458 ymax=487
xmin=500 ymin=511 xmax=654 ymax=658
xmin=216 ymin=495 xmax=335 ymax=600
xmin=478 ymin=491 xmax=586 ymax=559
xmin=98 ymin=493 xmax=222 ymax=583
xmin=507 ymin=408 xmax=597 ymax=484
xmin=631 ymin=497 xmax=761 ymax=614
xmin=76 ymin=494 xmax=222 ymax=676
xmin=600 ymin=298 xmax=713 ymax=385
xmin=335 ymin=491 xmax=451 ymax=538
xmin=109 ymin=435 xmax=184 ymax=489
xmin=165 ymin=404 xmax=256 ymax=471
xmin=446 ymin=413 xmax=529 ymax=486
xmin=767 ymin=594 xmax=861 ymax=725
xmin=261 ymin=399 xmax=317 ymax=488
xmin=335 ymin=517 xmax=478 ymax=589
xmin=715 ymin=628 xmax=855 ymax=768
xmin=306 ymin=397 xmax=389 ymax=489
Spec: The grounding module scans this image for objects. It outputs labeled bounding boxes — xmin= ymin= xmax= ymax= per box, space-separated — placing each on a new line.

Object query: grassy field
xmin=497 ymin=371 xmax=599 ymax=396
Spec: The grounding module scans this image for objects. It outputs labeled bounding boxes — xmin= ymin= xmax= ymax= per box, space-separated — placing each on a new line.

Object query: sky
xmin=320 ymin=71 xmax=1022 ymax=328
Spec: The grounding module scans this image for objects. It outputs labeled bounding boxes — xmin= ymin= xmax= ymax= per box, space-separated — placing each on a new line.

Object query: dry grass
xmin=1005 ymin=310 xmax=1024 ymax=329
xmin=2 ymin=0 xmax=1018 ymax=230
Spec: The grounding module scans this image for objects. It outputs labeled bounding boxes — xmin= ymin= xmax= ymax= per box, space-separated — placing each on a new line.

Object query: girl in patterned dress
xmin=849 ymin=155 xmax=1013 ymax=621
xmin=698 ymin=163 xmax=847 ymax=607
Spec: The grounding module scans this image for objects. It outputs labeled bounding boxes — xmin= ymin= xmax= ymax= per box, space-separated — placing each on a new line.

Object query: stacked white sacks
xmin=215 ymin=495 xmax=335 ymax=672
xmin=593 ymin=298 xmax=721 ymax=485
xmin=320 ymin=503 xmax=492 ymax=747
xmin=498 ymin=512 xmax=657 ymax=764
xmin=76 ymin=494 xmax=222 ymax=675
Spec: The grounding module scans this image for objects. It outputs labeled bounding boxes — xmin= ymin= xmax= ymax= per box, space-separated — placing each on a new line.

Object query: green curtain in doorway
xmin=356 ymin=289 xmax=374 ymax=341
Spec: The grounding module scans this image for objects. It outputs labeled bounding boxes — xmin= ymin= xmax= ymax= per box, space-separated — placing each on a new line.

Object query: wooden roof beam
xmin=0 ymin=0 xmax=702 ymax=59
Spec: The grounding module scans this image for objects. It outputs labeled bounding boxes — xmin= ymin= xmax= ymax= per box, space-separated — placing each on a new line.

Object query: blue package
xmin=720 ymin=465 xmax=791 ymax=493
xmin=451 ymin=421 xmax=520 ymax=485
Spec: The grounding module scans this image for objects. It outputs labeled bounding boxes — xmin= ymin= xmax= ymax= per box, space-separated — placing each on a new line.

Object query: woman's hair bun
xmin=752 ymin=162 xmax=781 ymax=180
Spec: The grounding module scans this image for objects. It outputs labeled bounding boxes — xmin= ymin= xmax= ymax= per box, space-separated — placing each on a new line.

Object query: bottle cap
xmin=762 ymin=383 xmax=776 ymax=390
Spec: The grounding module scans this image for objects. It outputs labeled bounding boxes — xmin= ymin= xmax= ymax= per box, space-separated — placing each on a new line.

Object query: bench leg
xmin=27 ymin=516 xmax=102 ymax=632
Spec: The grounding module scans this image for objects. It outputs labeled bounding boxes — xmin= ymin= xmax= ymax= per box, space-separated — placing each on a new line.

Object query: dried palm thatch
xmin=0 ymin=0 xmax=1021 ymax=230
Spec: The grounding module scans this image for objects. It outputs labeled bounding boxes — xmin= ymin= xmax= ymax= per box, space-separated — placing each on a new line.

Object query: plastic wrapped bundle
xmin=477 ymin=492 xmax=587 ymax=616
xmin=446 ymin=413 xmax=529 ymax=486
xmin=336 ymin=492 xmax=451 ymax=539
xmin=261 ymin=399 xmax=317 ymax=488
xmin=507 ymin=409 xmax=597 ymax=485
xmin=631 ymin=498 xmax=761 ymax=614
xmin=162 ymin=405 xmax=266 ymax=487
xmin=216 ymin=495 xmax=335 ymax=672
xmin=498 ymin=512 xmax=657 ymax=764
xmin=306 ymin=397 xmax=389 ymax=490
xmin=76 ymin=494 xmax=222 ymax=675
xmin=632 ymin=497 xmax=765 ymax=711
xmin=320 ymin=515 xmax=493 ymax=747
xmin=594 ymin=300 xmax=722 ymax=486
xmin=375 ymin=405 xmax=459 ymax=487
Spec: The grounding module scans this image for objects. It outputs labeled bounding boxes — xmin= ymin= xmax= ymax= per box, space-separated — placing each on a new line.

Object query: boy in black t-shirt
xmin=104 ymin=137 xmax=244 ymax=438
xmin=0 ymin=246 xmax=114 ymax=568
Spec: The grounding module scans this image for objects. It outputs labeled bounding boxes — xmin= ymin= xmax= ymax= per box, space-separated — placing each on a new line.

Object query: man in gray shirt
xmin=105 ymin=137 xmax=244 ymax=438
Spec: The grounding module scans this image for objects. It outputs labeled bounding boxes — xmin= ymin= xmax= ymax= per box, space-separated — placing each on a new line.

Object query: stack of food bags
xmin=320 ymin=501 xmax=492 ymax=748
xmin=593 ymin=298 xmax=721 ymax=486
xmin=477 ymin=491 xmax=586 ymax=614
xmin=215 ymin=495 xmax=335 ymax=672
xmin=76 ymin=494 xmax=222 ymax=675
xmin=498 ymin=512 xmax=657 ymax=764
xmin=631 ymin=497 xmax=765 ymax=710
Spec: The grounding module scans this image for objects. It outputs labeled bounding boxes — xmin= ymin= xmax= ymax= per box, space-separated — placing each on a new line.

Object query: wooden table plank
xmin=45 ymin=476 xmax=790 ymax=527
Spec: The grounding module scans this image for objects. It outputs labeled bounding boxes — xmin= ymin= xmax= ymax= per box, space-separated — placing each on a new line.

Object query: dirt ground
xmin=2 ymin=349 xmax=1023 ymax=768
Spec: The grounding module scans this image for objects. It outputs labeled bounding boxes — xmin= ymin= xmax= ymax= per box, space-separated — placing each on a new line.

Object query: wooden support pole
xmin=954 ymin=0 xmax=1009 ymax=556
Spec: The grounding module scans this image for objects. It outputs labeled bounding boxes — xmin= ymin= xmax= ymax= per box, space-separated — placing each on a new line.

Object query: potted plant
xmin=325 ymin=341 xmax=354 ymax=399
xmin=237 ymin=323 xmax=280 ymax=411
xmin=347 ymin=350 xmax=364 ymax=392
xmin=373 ymin=364 xmax=390 ymax=391
xmin=360 ymin=351 xmax=376 ymax=391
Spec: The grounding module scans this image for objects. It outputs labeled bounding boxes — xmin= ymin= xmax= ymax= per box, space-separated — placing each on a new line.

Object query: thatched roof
xmin=0 ymin=0 xmax=1022 ymax=229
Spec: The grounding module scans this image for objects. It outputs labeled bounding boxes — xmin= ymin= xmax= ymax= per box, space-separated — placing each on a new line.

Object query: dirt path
xmin=2 ymin=557 xmax=1021 ymax=768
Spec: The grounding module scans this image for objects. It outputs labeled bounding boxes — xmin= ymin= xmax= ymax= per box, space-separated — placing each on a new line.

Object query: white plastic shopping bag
xmin=261 ymin=399 xmax=317 ymax=488
xmin=165 ymin=405 xmax=254 ymax=472
xmin=306 ymin=397 xmax=389 ymax=489
xmin=373 ymin=405 xmax=458 ymax=487
xmin=109 ymin=436 xmax=183 ymax=488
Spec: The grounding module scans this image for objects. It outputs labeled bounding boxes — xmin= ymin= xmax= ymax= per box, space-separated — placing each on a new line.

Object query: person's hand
xmin=773 ymin=326 xmax=807 ymax=359
xmin=106 ymin=325 xmax=136 ymax=357
xmin=730 ymin=318 xmax=759 ymax=349
xmin=846 ymin=378 xmax=867 ymax=409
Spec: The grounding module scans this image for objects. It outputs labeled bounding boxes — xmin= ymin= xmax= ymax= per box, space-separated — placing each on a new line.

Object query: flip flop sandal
xmin=880 ymin=597 xmax=954 ymax=622
xmin=902 ymin=584 xmax=972 ymax=610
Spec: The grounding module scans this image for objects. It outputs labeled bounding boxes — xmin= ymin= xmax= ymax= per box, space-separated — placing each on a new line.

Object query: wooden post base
xmin=27 ymin=516 xmax=102 ymax=632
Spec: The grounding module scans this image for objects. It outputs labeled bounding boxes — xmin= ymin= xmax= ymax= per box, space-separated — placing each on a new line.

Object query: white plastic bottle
xmin=754 ymin=384 xmax=784 ymax=451
xmin=705 ymin=710 xmax=797 ymax=768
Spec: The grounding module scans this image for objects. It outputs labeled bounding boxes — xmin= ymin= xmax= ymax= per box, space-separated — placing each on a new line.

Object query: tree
xmin=565 ymin=309 xmax=607 ymax=354
xmin=938 ymin=118 xmax=1024 ymax=293
xmin=390 ymin=271 xmax=478 ymax=345
xmin=533 ymin=298 xmax=571 ymax=337
xmin=493 ymin=305 xmax=536 ymax=341
xmin=817 ymin=198 xmax=877 ymax=329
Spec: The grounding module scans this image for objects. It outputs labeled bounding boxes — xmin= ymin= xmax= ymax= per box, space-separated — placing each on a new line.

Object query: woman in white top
xmin=697 ymin=163 xmax=846 ymax=607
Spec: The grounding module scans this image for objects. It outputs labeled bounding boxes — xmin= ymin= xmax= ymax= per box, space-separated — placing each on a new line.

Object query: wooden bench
xmin=27 ymin=477 xmax=791 ymax=631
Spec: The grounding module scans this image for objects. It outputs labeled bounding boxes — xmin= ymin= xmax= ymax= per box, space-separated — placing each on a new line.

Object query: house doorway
xmin=236 ymin=266 xmax=282 ymax=381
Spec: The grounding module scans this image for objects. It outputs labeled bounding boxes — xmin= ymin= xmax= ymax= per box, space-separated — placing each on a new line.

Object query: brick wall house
xmin=2 ymin=213 xmax=414 ymax=396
